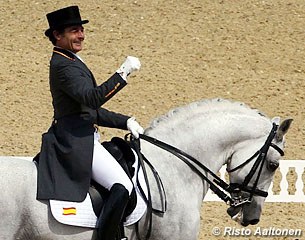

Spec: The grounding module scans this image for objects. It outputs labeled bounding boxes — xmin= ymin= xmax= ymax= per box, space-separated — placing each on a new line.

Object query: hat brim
xmin=45 ymin=20 xmax=89 ymax=37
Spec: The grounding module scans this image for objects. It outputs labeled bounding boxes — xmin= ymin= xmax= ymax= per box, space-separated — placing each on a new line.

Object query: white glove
xmin=127 ymin=117 xmax=144 ymax=139
xmin=116 ymin=56 xmax=141 ymax=81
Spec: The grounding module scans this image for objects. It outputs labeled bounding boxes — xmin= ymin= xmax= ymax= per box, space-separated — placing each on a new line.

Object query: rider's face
xmin=54 ymin=25 xmax=85 ymax=53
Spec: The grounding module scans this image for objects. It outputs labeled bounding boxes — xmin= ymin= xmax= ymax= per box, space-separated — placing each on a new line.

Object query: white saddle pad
xmin=50 ymin=150 xmax=148 ymax=228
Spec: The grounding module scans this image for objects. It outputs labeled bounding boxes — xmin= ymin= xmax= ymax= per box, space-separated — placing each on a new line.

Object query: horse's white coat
xmin=0 ymin=98 xmax=291 ymax=240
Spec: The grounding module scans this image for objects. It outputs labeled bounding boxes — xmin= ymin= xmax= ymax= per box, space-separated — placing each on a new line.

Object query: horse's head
xmin=226 ymin=118 xmax=293 ymax=226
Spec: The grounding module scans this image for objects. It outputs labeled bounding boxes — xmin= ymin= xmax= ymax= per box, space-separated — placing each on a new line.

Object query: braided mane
xmin=146 ymin=98 xmax=268 ymax=132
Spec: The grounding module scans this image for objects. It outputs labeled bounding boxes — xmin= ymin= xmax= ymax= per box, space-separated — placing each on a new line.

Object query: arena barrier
xmin=204 ymin=160 xmax=305 ymax=203
xmin=5 ymin=157 xmax=305 ymax=203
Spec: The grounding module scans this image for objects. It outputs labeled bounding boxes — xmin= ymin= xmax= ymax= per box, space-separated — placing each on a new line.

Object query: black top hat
xmin=45 ymin=6 xmax=89 ymax=37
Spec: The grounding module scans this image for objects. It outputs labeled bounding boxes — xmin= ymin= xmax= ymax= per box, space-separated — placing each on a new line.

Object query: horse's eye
xmin=267 ymin=161 xmax=279 ymax=172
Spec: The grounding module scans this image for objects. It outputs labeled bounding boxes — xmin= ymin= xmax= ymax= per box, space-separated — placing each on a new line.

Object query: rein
xmin=138 ymin=123 xmax=284 ymax=207
xmin=138 ymin=134 xmax=234 ymax=204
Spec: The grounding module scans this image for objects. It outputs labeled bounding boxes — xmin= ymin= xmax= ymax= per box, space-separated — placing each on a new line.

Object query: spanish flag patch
xmin=62 ymin=207 xmax=77 ymax=215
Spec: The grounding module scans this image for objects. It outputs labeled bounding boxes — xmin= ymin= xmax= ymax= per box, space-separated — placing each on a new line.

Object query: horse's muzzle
xmin=241 ymin=218 xmax=260 ymax=226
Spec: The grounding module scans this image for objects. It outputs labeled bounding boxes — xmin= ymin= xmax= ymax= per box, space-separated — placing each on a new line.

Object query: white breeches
xmin=91 ymin=132 xmax=133 ymax=195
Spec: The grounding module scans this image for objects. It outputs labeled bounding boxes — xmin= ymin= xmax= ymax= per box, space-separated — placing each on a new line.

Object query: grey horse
xmin=0 ymin=98 xmax=292 ymax=240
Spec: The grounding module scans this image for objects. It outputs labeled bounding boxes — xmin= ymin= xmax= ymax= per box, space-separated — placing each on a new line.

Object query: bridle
xmin=137 ymin=123 xmax=284 ymax=208
xmin=226 ymin=123 xmax=284 ymax=206
xmin=132 ymin=123 xmax=284 ymax=240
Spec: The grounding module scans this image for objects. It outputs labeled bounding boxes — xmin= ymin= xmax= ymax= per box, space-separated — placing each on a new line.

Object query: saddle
xmin=38 ymin=137 xmax=148 ymax=233
xmin=91 ymin=137 xmax=138 ymax=218
xmin=35 ymin=135 xmax=167 ymax=240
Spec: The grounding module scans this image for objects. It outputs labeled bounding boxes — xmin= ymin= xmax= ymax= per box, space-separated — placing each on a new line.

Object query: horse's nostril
xmin=249 ymin=219 xmax=259 ymax=225
xmin=241 ymin=218 xmax=259 ymax=226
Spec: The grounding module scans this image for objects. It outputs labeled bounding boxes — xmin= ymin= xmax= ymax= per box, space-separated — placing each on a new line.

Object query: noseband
xmin=226 ymin=123 xmax=284 ymax=206
xmin=138 ymin=123 xmax=284 ymax=208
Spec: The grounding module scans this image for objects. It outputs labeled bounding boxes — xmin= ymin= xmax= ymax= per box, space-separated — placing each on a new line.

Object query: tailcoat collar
xmin=53 ymin=47 xmax=76 ymax=61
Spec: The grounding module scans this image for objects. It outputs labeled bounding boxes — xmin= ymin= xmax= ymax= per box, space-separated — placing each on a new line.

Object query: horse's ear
xmin=276 ymin=118 xmax=293 ymax=142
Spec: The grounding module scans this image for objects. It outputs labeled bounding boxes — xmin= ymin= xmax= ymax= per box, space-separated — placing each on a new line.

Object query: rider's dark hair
xmin=47 ymin=27 xmax=65 ymax=45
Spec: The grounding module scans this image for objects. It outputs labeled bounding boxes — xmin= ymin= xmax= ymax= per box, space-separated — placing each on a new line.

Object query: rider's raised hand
xmin=116 ymin=56 xmax=141 ymax=81
xmin=127 ymin=117 xmax=144 ymax=139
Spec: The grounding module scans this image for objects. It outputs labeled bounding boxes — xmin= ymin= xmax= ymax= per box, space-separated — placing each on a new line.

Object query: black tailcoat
xmin=36 ymin=47 xmax=129 ymax=202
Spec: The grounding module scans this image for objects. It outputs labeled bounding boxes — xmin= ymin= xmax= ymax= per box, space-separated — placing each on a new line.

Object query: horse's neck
xmin=145 ymin=113 xmax=270 ymax=174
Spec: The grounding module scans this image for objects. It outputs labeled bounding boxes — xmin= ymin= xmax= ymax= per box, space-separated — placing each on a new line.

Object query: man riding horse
xmin=36 ymin=5 xmax=144 ymax=240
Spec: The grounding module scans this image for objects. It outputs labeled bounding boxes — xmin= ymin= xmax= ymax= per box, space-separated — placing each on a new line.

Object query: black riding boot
xmin=97 ymin=183 xmax=129 ymax=240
